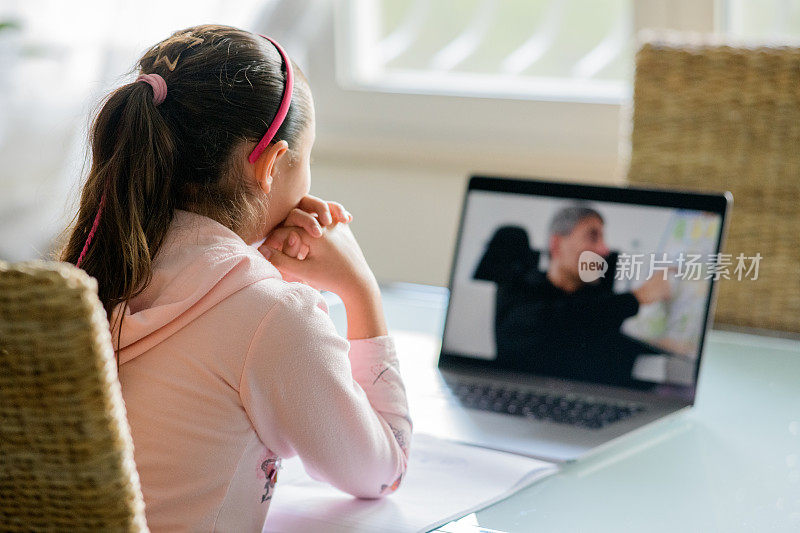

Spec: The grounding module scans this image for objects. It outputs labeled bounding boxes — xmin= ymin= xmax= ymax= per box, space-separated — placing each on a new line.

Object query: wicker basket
xmin=626 ymin=36 xmax=800 ymax=333
xmin=0 ymin=261 xmax=148 ymax=531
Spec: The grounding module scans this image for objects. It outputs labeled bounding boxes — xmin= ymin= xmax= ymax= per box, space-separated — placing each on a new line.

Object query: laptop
xmin=414 ymin=176 xmax=732 ymax=462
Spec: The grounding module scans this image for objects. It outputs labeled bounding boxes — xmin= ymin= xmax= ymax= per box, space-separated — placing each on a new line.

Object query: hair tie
xmin=137 ymin=73 xmax=167 ymax=105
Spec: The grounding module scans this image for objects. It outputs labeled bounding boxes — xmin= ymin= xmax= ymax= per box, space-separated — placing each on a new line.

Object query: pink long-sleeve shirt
xmin=112 ymin=209 xmax=411 ymax=531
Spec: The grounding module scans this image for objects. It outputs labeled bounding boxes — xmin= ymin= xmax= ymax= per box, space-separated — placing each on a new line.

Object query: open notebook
xmin=263 ymin=433 xmax=557 ymax=533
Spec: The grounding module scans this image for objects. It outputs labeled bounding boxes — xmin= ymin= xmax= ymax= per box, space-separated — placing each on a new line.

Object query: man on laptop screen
xmin=475 ymin=205 xmax=673 ymax=388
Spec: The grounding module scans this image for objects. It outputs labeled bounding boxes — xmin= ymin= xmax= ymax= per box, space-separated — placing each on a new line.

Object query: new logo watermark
xmin=578 ymin=251 xmax=608 ymax=283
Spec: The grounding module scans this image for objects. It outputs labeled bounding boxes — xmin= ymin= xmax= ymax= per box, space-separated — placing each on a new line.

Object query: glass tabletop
xmin=356 ymin=284 xmax=800 ymax=533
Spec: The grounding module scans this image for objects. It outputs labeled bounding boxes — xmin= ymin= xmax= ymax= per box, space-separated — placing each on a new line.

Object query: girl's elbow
xmin=342 ymin=455 xmax=408 ymax=500
xmin=374 ymin=449 xmax=409 ymax=498
xmin=332 ymin=427 xmax=411 ymax=499
xmin=347 ymin=470 xmax=405 ymax=500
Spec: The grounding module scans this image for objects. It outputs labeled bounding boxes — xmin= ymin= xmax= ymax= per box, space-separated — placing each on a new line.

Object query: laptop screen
xmin=441 ymin=177 xmax=731 ymax=402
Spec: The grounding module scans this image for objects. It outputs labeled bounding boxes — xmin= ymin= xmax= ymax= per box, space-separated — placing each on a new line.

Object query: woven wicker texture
xmin=0 ymin=261 xmax=148 ymax=532
xmin=627 ymin=38 xmax=800 ymax=333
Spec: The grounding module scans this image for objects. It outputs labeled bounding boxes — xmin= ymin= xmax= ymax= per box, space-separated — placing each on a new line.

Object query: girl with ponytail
xmin=60 ymin=25 xmax=410 ymax=530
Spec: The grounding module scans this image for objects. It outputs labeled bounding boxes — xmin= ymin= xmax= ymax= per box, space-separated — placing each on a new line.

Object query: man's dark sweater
xmin=493 ymin=272 xmax=659 ymax=387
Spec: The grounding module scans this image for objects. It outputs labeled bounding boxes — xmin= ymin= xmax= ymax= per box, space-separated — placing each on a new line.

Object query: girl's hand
xmin=260 ymin=223 xmax=374 ymax=297
xmin=270 ymin=195 xmax=353 ymax=260
xmin=259 ymin=223 xmax=386 ymax=339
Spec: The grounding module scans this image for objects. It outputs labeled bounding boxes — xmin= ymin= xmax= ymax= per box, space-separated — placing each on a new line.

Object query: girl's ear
xmin=254 ymin=140 xmax=289 ymax=194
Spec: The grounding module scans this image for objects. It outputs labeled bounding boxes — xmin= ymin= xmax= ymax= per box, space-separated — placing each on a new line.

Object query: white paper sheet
xmin=263 ymin=434 xmax=558 ymax=533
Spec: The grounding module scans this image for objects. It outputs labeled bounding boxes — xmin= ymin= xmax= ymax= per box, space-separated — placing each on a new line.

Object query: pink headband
xmin=137 ymin=73 xmax=167 ymax=105
xmin=248 ymin=36 xmax=294 ymax=164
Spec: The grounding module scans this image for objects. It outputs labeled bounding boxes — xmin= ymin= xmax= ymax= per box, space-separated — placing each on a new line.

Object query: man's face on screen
xmin=552 ymin=216 xmax=610 ymax=283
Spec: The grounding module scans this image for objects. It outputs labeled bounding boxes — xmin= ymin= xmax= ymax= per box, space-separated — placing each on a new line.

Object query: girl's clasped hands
xmin=264 ymin=194 xmax=352 ymax=262
xmin=259 ymin=195 xmax=377 ymax=303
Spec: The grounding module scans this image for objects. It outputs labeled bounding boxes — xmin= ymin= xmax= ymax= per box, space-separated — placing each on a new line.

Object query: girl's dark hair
xmin=59 ymin=25 xmax=312 ymax=328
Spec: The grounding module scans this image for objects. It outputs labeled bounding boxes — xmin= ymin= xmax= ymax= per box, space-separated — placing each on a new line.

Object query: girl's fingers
xmin=264 ymin=226 xmax=297 ymax=250
xmin=298 ymin=243 xmax=310 ymax=261
xmin=259 ymin=245 xmax=304 ymax=277
xmin=284 ymin=208 xmax=323 ymax=237
xmin=258 ymin=244 xmax=321 ymax=288
xmin=293 ymin=194 xmax=351 ymax=226
xmin=327 ymin=201 xmax=352 ymax=224
xmin=297 ymin=195 xmax=333 ymax=226
xmin=263 ymin=232 xmax=288 ymax=252
xmin=265 ymin=226 xmax=309 ymax=259
xmin=285 ymin=230 xmax=303 ymax=258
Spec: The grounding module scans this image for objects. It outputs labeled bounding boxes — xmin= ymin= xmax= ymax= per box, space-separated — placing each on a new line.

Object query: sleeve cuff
xmin=348 ymin=335 xmax=398 ymax=374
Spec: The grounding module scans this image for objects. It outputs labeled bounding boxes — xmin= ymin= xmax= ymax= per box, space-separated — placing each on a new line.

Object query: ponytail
xmin=60 ymin=78 xmax=176 ymax=321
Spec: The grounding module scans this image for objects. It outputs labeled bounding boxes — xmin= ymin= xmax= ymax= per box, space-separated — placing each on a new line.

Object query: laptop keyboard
xmin=450 ymin=381 xmax=646 ymax=430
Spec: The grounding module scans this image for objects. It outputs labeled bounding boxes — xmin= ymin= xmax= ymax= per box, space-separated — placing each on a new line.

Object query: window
xmin=338 ymin=0 xmax=633 ymax=103
xmin=338 ymin=0 xmax=800 ymax=104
